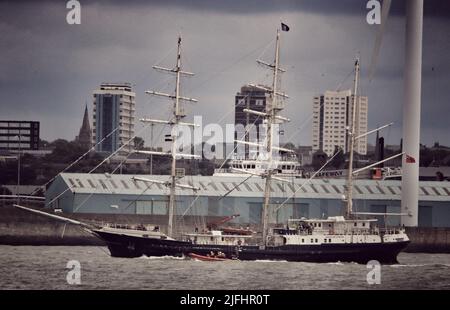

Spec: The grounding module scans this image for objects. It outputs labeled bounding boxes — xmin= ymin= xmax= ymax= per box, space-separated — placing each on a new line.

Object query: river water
xmin=0 ymin=246 xmax=449 ymax=290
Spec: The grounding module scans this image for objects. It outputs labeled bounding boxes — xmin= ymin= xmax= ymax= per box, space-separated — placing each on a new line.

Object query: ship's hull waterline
xmin=93 ymin=230 xmax=410 ymax=264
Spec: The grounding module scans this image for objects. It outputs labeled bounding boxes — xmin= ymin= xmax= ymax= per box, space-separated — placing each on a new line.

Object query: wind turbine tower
xmin=401 ymin=0 xmax=423 ymax=227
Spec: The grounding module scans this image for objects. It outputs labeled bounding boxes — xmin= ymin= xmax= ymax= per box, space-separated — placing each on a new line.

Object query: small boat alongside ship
xmin=187 ymin=252 xmax=234 ymax=262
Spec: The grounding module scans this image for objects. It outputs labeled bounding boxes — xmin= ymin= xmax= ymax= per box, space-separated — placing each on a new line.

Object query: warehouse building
xmin=45 ymin=173 xmax=450 ymax=228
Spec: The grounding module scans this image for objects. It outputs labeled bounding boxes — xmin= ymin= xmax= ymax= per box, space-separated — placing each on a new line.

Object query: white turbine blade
xmin=368 ymin=0 xmax=392 ymax=82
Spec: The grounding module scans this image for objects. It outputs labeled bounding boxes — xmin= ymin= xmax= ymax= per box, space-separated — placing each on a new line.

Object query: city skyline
xmin=1 ymin=0 xmax=449 ymax=148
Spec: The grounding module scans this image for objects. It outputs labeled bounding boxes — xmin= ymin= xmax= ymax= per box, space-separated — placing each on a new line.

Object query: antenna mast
xmin=346 ymin=58 xmax=360 ymax=218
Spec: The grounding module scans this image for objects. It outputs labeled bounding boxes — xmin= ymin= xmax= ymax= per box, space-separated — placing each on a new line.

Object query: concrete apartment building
xmin=312 ymin=90 xmax=368 ymax=156
xmin=93 ymin=83 xmax=136 ymax=154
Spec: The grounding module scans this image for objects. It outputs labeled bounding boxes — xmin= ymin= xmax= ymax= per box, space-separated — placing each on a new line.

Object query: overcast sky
xmin=1 ymin=0 xmax=449 ymax=148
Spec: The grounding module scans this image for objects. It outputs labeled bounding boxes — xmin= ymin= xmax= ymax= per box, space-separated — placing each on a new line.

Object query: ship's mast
xmin=232 ymin=27 xmax=290 ymax=246
xmin=167 ymin=36 xmax=183 ymax=238
xmin=261 ymin=29 xmax=281 ymax=246
xmin=135 ymin=35 xmax=199 ymax=238
xmin=345 ymin=58 xmax=360 ymax=218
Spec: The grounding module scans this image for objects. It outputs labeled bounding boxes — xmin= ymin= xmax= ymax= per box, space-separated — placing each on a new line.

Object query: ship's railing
xmin=275 ymin=226 xmax=403 ymax=236
xmin=379 ymin=227 xmax=404 ymax=235
xmin=306 ymin=228 xmax=381 ymax=236
xmin=276 ymin=230 xmax=378 ymax=236
xmin=340 ymin=228 xmax=380 ymax=235
xmin=92 ymin=221 xmax=155 ymax=231
xmin=214 ymin=168 xmax=232 ymax=174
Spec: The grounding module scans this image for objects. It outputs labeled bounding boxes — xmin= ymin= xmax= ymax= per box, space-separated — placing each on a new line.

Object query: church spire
xmin=76 ymin=102 xmax=92 ymax=150
xmin=81 ymin=103 xmax=90 ymax=132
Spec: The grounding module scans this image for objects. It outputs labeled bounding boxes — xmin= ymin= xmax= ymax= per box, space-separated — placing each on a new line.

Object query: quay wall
xmin=1 ymin=203 xmax=449 ymax=253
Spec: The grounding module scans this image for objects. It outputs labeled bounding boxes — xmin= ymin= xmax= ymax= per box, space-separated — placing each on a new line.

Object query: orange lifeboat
xmin=187 ymin=253 xmax=229 ymax=261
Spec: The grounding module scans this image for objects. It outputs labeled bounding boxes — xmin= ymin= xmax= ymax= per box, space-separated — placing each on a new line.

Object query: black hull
xmin=93 ymin=230 xmax=409 ymax=264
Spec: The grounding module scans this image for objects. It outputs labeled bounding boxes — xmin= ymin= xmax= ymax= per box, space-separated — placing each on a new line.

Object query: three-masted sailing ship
xmin=91 ymin=27 xmax=410 ymax=264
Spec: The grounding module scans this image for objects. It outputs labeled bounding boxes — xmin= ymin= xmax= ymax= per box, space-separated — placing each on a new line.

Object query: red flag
xmin=405 ymin=154 xmax=416 ymax=163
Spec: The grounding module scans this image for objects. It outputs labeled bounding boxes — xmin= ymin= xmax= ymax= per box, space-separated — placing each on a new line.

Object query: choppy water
xmin=0 ymin=246 xmax=449 ymax=290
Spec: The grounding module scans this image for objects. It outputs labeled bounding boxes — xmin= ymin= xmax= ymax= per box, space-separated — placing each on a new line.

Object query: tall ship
xmin=88 ymin=26 xmax=409 ymax=264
